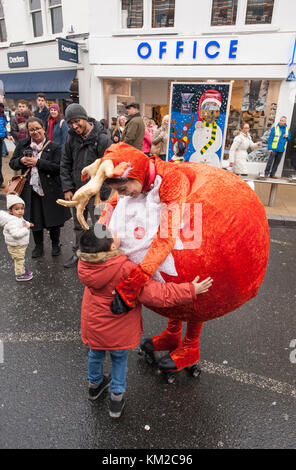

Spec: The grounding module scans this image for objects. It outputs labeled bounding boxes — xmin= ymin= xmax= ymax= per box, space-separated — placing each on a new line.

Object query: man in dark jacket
xmin=34 ymin=93 xmax=50 ymax=130
xmin=60 ymin=103 xmax=112 ymax=267
xmin=122 ymin=103 xmax=145 ymax=151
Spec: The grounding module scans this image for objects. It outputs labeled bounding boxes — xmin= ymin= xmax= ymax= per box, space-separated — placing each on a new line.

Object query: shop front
xmin=89 ymin=32 xmax=296 ymax=175
xmin=0 ymin=40 xmax=80 ymax=116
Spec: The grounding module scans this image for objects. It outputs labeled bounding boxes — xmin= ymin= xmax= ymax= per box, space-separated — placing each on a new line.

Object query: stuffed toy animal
xmin=57 ymin=142 xmax=270 ymax=373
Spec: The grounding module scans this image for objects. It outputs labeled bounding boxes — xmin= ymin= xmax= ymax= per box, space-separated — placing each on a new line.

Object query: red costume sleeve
xmin=140 ymin=170 xmax=190 ymax=275
xmin=138 ymin=279 xmax=196 ymax=308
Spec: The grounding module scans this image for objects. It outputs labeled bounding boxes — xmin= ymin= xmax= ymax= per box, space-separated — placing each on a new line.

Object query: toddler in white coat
xmin=0 ymin=192 xmax=33 ymax=281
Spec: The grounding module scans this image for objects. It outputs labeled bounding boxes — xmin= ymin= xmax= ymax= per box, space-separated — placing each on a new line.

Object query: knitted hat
xmin=7 ymin=193 xmax=25 ymax=210
xmin=49 ymin=103 xmax=60 ymax=112
xmin=65 ymin=103 xmax=88 ymax=123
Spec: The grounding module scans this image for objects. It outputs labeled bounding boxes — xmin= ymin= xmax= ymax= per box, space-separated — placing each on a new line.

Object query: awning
xmin=0 ymin=69 xmax=76 ymax=99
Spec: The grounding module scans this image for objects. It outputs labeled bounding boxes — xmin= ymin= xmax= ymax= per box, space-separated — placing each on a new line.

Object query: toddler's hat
xmin=7 ymin=193 xmax=25 ymax=210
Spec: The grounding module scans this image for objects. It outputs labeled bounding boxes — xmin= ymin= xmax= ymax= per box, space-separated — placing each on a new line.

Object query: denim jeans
xmin=265 ymin=151 xmax=283 ymax=176
xmin=88 ymin=348 xmax=128 ymax=394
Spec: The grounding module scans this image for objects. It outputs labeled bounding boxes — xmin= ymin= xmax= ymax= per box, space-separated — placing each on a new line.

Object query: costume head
xmin=102 ymin=142 xmax=151 ymax=187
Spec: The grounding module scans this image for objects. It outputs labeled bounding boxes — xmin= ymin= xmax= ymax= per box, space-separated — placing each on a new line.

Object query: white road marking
xmin=0 ymin=340 xmax=3 ymax=363
xmin=199 ymin=360 xmax=296 ymax=399
xmin=0 ymin=330 xmax=80 ymax=343
xmin=1 ymin=331 xmax=296 ymax=399
xmin=270 ymin=239 xmax=294 ymax=247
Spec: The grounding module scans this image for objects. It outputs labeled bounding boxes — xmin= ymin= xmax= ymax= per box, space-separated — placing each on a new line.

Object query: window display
xmin=224 ymin=79 xmax=281 ymax=166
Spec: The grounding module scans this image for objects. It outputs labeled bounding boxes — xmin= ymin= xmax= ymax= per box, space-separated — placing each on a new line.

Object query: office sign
xmin=7 ymin=51 xmax=28 ymax=68
xmin=58 ymin=38 xmax=78 ymax=64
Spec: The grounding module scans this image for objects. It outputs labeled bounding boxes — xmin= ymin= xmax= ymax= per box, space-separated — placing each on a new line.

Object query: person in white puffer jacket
xmin=0 ymin=192 xmax=33 ymax=281
xmin=229 ymin=122 xmax=262 ymax=176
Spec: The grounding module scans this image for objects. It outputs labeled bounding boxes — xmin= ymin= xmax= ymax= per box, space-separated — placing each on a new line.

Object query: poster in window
xmin=167 ymin=82 xmax=233 ymax=166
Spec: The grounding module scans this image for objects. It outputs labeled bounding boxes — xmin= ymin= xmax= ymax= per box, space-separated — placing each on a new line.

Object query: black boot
xmin=50 ymin=227 xmax=61 ymax=256
xmin=51 ymin=244 xmax=61 ymax=256
xmin=32 ymin=230 xmax=44 ymax=258
xmin=64 ymin=253 xmax=79 ymax=268
xmin=32 ymin=245 xmax=44 ymax=258
xmin=157 ymin=353 xmax=177 ymax=372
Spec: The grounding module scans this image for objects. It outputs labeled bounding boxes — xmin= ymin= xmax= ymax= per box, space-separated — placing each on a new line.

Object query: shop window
xmin=152 ymin=0 xmax=175 ymax=28
xmin=49 ymin=0 xmax=63 ymax=34
xmin=30 ymin=0 xmax=43 ymax=37
xmin=121 ymin=0 xmax=144 ymax=28
xmin=245 ymin=0 xmax=274 ymax=25
xmin=0 ymin=1 xmax=7 ymax=42
xmin=211 ymin=0 xmax=238 ymax=26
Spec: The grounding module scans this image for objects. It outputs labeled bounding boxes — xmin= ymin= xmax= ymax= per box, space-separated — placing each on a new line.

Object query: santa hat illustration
xmin=198 ymin=89 xmax=222 ymax=121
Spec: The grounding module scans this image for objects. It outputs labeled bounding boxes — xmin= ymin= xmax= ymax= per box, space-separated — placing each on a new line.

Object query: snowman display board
xmin=168 ymin=82 xmax=232 ymax=166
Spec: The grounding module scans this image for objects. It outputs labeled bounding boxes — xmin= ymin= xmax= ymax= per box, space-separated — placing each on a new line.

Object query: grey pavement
xmin=0 ymin=199 xmax=296 ymax=450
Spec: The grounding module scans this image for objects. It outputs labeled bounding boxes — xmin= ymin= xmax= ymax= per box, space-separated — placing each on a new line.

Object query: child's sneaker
xmin=109 ymin=393 xmax=125 ymax=418
xmin=88 ymin=375 xmax=111 ymax=401
xmin=16 ymin=271 xmax=33 ymax=282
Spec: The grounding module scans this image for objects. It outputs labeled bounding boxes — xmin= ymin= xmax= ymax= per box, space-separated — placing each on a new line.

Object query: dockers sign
xmin=7 ymin=51 xmax=28 ymax=68
xmin=58 ymin=38 xmax=79 ymax=64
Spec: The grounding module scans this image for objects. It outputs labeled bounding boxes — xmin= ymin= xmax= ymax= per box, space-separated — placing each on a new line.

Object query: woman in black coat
xmin=9 ymin=117 xmax=71 ymax=258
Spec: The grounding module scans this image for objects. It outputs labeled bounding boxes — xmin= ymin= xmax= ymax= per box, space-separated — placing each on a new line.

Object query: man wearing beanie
xmin=60 ymin=103 xmax=112 ymax=268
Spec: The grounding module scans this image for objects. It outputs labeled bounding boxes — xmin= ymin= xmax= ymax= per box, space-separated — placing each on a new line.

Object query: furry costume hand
xmin=111 ymin=265 xmax=151 ymax=313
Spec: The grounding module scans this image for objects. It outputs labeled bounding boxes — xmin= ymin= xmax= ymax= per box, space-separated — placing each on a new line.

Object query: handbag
xmin=3 ymin=140 xmax=51 ymax=196
xmin=150 ymin=140 xmax=162 ymax=156
xmin=3 ymin=168 xmax=31 ymax=196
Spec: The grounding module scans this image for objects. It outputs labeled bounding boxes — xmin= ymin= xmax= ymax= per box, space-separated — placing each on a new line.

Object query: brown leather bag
xmin=3 ymin=140 xmax=51 ymax=195
xmin=3 ymin=168 xmax=31 ymax=196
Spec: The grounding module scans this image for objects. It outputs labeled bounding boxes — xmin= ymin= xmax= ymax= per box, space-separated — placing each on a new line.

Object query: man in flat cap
xmin=122 ymin=103 xmax=145 ymax=151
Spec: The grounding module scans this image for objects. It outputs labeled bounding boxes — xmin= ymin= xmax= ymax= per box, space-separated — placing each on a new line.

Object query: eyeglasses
xmin=28 ymin=128 xmax=43 ymax=134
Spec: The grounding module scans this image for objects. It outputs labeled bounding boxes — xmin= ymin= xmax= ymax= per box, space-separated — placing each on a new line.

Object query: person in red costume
xmin=57 ymin=142 xmax=269 ymax=373
xmin=81 ymin=142 xmax=270 ymax=374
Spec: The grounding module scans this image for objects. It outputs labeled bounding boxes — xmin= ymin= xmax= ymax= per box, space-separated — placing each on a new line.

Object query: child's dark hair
xmin=79 ymin=225 xmax=114 ymax=253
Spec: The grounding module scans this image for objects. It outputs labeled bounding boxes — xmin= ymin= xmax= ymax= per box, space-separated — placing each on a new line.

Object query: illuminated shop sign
xmin=137 ymin=39 xmax=239 ymax=60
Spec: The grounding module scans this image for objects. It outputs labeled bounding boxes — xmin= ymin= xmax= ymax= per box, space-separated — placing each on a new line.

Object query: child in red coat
xmin=77 ymin=224 xmax=212 ymax=418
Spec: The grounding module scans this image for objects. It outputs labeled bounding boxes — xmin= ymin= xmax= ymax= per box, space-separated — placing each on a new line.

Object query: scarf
xmin=47 ymin=117 xmax=57 ymax=141
xmin=29 ymin=139 xmax=46 ymax=196
xmin=200 ymin=122 xmax=217 ymax=155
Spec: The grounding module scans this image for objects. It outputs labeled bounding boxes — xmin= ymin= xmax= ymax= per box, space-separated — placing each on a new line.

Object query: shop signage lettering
xmin=137 ymin=40 xmax=239 ymax=60
xmin=7 ymin=51 xmax=28 ymax=68
xmin=58 ymin=38 xmax=79 ymax=64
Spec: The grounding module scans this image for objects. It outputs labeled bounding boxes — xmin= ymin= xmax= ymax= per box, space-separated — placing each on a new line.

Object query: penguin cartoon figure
xmin=190 ymin=89 xmax=223 ymax=167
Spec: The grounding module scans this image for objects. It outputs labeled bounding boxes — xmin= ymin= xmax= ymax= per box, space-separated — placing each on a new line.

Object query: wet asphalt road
xmin=0 ymin=196 xmax=296 ymax=450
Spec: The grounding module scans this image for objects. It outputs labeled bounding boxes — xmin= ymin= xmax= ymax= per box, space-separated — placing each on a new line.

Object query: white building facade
xmin=0 ymin=0 xmax=296 ymax=174
xmin=0 ymin=0 xmax=90 ymax=110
